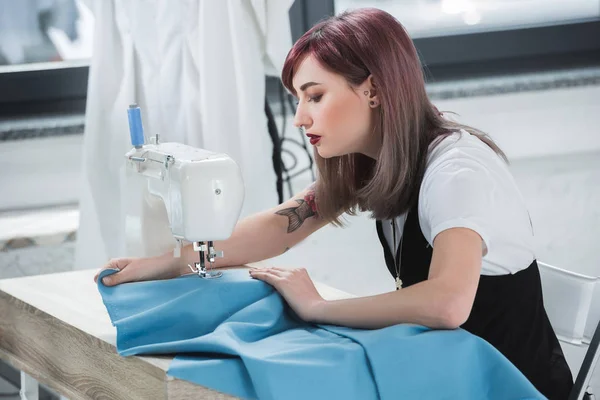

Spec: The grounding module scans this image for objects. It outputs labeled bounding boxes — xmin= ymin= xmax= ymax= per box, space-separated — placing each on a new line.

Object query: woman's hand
xmin=249 ymin=266 xmax=325 ymax=322
xmin=93 ymin=253 xmax=185 ymax=286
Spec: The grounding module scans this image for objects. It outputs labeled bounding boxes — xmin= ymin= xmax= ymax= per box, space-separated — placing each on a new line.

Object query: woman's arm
xmin=251 ymin=227 xmax=482 ymax=330
xmin=312 ymin=227 xmax=482 ymax=329
xmin=95 ymin=183 xmax=332 ymax=286
xmin=171 ymin=183 xmax=331 ymax=274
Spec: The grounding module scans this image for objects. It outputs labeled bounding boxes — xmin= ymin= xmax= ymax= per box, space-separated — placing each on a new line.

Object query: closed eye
xmin=308 ymin=94 xmax=323 ymax=103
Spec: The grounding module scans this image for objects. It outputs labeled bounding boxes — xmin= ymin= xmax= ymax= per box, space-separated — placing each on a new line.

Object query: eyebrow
xmin=299 ymin=81 xmax=321 ymax=91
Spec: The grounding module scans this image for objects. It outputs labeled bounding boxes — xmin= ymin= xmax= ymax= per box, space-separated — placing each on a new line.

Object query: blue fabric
xmin=97 ymin=268 xmax=545 ymax=400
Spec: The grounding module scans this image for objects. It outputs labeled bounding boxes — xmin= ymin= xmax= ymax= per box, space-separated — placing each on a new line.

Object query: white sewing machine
xmin=123 ymin=104 xmax=244 ymax=278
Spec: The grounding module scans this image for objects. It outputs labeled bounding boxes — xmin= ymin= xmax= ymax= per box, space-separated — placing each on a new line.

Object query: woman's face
xmin=292 ymin=55 xmax=380 ymax=159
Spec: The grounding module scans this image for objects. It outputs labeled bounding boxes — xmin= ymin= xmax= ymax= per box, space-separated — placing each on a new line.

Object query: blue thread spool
xmin=127 ymin=104 xmax=145 ymax=148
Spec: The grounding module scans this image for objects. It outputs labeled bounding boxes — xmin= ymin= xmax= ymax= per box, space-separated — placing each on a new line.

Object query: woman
xmin=95 ymin=8 xmax=573 ymax=399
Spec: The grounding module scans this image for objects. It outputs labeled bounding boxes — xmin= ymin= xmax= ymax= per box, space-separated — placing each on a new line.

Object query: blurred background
xmin=0 ymin=0 xmax=599 ymax=398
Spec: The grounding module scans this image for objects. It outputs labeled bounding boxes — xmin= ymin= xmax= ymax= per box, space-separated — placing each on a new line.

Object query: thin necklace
xmin=391 ymin=219 xmax=403 ymax=290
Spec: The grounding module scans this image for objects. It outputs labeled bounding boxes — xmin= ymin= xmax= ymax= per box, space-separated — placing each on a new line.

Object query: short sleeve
xmin=420 ymin=157 xmax=494 ymax=256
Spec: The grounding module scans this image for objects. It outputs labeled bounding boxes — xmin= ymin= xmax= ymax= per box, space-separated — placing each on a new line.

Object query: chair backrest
xmin=538 ymin=261 xmax=600 ymax=400
xmin=538 ymin=261 xmax=598 ymax=345
xmin=585 ymin=284 xmax=600 ymax=344
xmin=569 ymin=319 xmax=600 ymax=400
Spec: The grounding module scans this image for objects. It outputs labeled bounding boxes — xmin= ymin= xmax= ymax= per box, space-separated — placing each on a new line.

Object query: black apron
xmin=375 ymin=203 xmax=574 ymax=399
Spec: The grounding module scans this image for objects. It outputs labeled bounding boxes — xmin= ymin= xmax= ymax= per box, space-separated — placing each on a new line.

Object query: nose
xmin=293 ymin=103 xmax=312 ymax=130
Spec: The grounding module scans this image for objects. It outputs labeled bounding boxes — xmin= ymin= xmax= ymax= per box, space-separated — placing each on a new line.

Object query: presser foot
xmin=187 ymin=263 xmax=223 ymax=279
xmin=200 ymin=270 xmax=223 ymax=279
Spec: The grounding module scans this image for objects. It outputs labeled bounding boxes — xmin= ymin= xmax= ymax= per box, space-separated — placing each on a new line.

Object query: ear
xmin=361 ymin=75 xmax=379 ymax=108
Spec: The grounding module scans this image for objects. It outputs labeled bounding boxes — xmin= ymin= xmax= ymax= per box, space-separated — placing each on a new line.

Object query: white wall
xmin=433 ymin=84 xmax=600 ymax=160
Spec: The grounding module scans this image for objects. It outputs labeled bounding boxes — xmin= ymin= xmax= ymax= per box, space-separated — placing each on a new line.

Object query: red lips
xmin=306 ymin=134 xmax=321 ymax=145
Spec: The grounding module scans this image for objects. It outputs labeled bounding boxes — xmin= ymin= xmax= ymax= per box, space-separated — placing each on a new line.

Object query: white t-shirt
xmin=381 ymin=130 xmax=535 ymax=276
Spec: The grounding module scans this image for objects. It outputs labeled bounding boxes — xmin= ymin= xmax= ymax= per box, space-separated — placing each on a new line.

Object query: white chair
xmin=538 ymin=261 xmax=600 ymax=400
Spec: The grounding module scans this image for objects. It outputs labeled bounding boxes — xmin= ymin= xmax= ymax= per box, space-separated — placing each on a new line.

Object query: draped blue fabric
xmin=97 ymin=268 xmax=544 ymax=399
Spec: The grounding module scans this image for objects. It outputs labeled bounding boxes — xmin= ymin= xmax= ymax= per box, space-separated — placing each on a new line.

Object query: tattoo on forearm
xmin=275 ymin=190 xmax=318 ymax=233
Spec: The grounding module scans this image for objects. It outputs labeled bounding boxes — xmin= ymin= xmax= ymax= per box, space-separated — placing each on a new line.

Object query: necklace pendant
xmin=395 ymin=277 xmax=402 ymax=290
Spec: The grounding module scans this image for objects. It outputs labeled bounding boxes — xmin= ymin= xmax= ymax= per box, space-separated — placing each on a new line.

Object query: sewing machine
xmin=124 ymin=104 xmax=244 ymax=278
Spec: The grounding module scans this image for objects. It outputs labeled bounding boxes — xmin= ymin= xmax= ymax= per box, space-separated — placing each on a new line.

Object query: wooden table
xmin=0 ymin=265 xmax=353 ymax=400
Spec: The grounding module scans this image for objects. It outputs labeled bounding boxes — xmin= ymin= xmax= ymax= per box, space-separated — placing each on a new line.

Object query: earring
xmin=363 ymin=91 xmax=369 ymax=96
xmin=369 ymin=101 xmax=376 ymax=106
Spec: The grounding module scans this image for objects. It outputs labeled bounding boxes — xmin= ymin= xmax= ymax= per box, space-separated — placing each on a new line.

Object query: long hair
xmin=282 ymin=8 xmax=506 ymax=225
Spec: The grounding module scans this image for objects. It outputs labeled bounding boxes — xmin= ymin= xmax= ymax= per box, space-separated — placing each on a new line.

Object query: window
xmin=336 ymin=0 xmax=599 ymax=38
xmin=2 ymin=0 xmax=599 ymax=118
xmin=0 ymin=0 xmax=93 ymax=118
xmin=333 ymin=0 xmax=600 ymax=80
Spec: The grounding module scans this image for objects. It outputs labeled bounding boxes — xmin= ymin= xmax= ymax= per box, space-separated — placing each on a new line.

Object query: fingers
xmin=95 ymin=258 xmax=132 ymax=286
xmin=110 ymin=258 xmax=132 ymax=270
xmin=101 ymin=269 xmax=129 ymax=286
xmin=269 ymin=267 xmax=292 ymax=273
xmin=250 ymin=266 xmax=288 ymax=274
xmin=93 ymin=266 xmax=115 ymax=283
xmin=249 ymin=268 xmax=281 ymax=277
xmin=249 ymin=266 xmax=307 ymax=278
xmin=249 ymin=268 xmax=284 ymax=286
